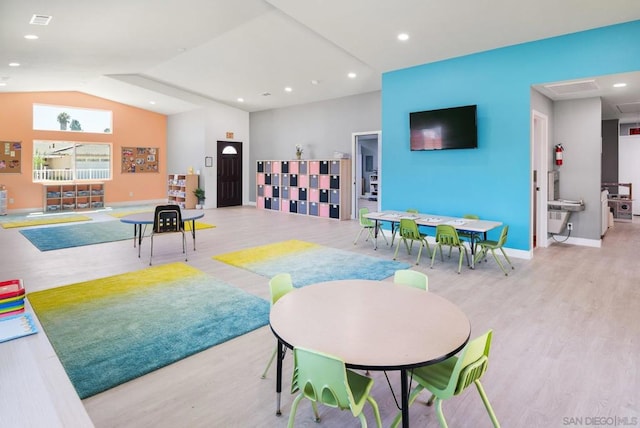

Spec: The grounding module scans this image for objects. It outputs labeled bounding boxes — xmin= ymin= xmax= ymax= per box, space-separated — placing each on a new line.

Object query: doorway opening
xmin=352 ymin=131 xmax=381 ymax=218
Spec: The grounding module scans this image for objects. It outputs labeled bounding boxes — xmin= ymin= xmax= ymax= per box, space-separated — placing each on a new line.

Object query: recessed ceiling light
xmin=311 ymin=79 xmax=320 ymax=85
xmin=24 ymin=34 xmax=39 ymax=40
xmin=284 ymin=87 xmax=293 ymax=92
xmin=0 ymin=82 xmax=7 ymax=87
xmin=348 ymin=72 xmax=357 ymax=79
xmin=8 ymin=62 xmax=20 ymax=67
xmin=613 ymin=82 xmax=627 ymax=88
xmin=237 ymin=97 xmax=244 ymax=102
xmin=397 ymin=33 xmax=410 ymax=41
xmin=149 ymin=101 xmax=156 ymax=105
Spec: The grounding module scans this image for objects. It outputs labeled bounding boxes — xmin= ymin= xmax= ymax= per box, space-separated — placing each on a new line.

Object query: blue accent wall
xmin=382 ymin=20 xmax=640 ymax=251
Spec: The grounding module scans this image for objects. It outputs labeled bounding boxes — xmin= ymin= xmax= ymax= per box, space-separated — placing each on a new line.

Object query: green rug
xmin=28 ymin=263 xmax=269 ymax=399
xmin=19 ymin=220 xmax=214 ymax=251
xmin=1 ymin=215 xmax=92 ymax=229
xmin=213 ymin=239 xmax=411 ymax=287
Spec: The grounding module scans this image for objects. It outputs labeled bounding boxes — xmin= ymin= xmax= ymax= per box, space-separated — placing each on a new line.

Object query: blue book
xmin=0 ymin=313 xmax=38 ymax=343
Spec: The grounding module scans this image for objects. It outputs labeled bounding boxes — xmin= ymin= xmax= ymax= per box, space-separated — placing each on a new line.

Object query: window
xmin=33 ymin=140 xmax=111 ymax=181
xmin=222 ymin=145 xmax=238 ymax=155
xmin=33 ymin=104 xmax=112 ymax=133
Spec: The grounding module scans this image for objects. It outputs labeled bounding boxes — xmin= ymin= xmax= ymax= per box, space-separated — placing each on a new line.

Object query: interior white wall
xmin=168 ymin=103 xmax=250 ymax=209
xmin=249 ymin=91 xmax=381 ymax=202
xmin=553 ymin=97 xmax=602 ymax=241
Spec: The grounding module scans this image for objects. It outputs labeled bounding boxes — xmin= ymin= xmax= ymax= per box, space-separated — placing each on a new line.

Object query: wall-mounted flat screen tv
xmin=410 ymin=104 xmax=477 ymax=151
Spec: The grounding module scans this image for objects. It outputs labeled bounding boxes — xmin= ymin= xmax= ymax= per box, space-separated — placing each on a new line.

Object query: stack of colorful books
xmin=0 ymin=279 xmax=25 ymax=317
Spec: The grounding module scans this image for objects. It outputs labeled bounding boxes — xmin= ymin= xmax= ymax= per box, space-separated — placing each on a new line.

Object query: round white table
xmin=120 ymin=209 xmax=204 ymax=257
xmin=269 ymin=279 xmax=471 ymax=428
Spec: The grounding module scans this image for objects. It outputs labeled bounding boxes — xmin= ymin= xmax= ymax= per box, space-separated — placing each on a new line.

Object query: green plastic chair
xmin=391 ymin=330 xmax=500 ymax=428
xmin=261 ymin=273 xmax=295 ymax=379
xmin=391 ymin=209 xmax=419 ymax=245
xmin=430 ymin=224 xmax=469 ymax=274
xmin=474 ymin=225 xmax=514 ymax=276
xmin=393 ymin=269 xmax=428 ymax=291
xmin=457 ymin=214 xmax=480 ymax=254
xmin=288 ymin=347 xmax=382 ymax=428
xmin=354 ymin=207 xmax=388 ymax=248
xmin=393 ymin=218 xmax=431 ymax=265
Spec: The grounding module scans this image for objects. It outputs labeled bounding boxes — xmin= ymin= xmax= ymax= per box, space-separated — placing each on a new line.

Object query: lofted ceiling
xmin=1 ymin=0 xmax=640 ymax=120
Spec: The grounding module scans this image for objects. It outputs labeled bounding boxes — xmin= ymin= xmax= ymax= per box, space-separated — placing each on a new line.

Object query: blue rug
xmin=19 ymin=221 xmax=134 ymax=251
xmin=214 ymin=239 xmax=411 ymax=286
xmin=27 ymin=263 xmax=269 ymax=398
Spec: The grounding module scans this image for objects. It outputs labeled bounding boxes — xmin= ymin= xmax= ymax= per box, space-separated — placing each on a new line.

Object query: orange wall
xmin=0 ymin=91 xmax=167 ymax=211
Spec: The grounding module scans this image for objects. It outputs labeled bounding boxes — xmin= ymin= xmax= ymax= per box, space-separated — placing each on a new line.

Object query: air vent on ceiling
xmin=544 ymin=80 xmax=599 ymax=95
xmin=616 ymin=102 xmax=640 ymax=114
xmin=30 ymin=14 xmax=52 ymax=25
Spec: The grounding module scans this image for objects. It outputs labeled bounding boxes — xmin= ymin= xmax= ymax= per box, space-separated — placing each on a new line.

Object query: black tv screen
xmin=410 ymin=104 xmax=477 ymax=151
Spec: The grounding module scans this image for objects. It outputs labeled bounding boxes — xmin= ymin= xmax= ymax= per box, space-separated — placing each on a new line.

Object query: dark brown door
xmin=217 ymin=141 xmax=242 ymax=207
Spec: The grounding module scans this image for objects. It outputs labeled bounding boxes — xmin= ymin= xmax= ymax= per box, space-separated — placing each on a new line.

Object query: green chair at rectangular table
xmin=430 ymin=224 xmax=469 ymax=274
xmin=457 ymin=214 xmax=480 ymax=254
xmin=393 ymin=218 xmax=431 ymax=265
xmin=474 ymin=225 xmax=514 ymax=276
xmin=354 ymin=207 xmax=388 ymax=248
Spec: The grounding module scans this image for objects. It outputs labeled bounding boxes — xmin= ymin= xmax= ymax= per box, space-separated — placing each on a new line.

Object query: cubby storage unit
xmin=257 ymin=159 xmax=351 ymax=220
xmin=167 ymin=174 xmax=198 ymax=209
xmin=0 ymin=187 xmax=7 ymax=215
xmin=43 ymin=182 xmax=105 ymax=212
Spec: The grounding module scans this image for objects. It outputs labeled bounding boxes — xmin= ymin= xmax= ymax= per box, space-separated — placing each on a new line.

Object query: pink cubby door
xmin=264 ymin=186 xmax=272 ymax=198
xmin=289 ymin=161 xmax=299 ymax=174
xmin=309 ymin=188 xmax=319 ymax=202
xmin=257 ymin=197 xmax=264 ymax=209
xmin=271 ymin=161 xmax=281 ymax=174
xmin=257 ymin=173 xmax=265 ymax=185
xmin=309 ymin=161 xmax=320 ymax=175
xmin=319 ymin=175 xmax=330 ymax=189
xmin=281 ymin=199 xmax=289 ymax=211
xmin=319 ymin=203 xmax=330 ymax=218
xmin=290 ymin=187 xmax=299 ymax=200
xmin=298 ymin=174 xmax=308 ymax=188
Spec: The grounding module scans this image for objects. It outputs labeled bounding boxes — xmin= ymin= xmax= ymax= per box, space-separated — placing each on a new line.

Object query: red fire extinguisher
xmin=555 ymin=144 xmax=564 ymax=166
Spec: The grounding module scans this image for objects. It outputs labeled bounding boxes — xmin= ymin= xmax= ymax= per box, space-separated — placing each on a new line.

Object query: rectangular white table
xmin=364 ymin=210 xmax=502 ymax=267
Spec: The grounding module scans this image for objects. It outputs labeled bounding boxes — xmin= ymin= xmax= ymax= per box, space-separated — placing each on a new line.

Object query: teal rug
xmin=27 ymin=263 xmax=269 ymax=399
xmin=214 ymin=239 xmax=411 ymax=286
xmin=19 ymin=220 xmax=134 ymax=251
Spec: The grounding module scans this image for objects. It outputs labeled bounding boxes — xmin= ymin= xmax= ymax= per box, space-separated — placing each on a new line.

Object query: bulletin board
xmin=121 ymin=147 xmax=159 ymax=173
xmin=0 ymin=141 xmax=22 ymax=174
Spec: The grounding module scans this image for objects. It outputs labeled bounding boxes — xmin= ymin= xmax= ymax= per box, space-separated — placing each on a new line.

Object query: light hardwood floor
xmin=3 ymin=206 xmax=639 ymax=427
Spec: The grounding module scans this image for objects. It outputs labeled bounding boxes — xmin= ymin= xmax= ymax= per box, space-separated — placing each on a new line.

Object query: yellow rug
xmin=1 ymin=215 xmax=92 ymax=229
xmin=109 ymin=210 xmax=153 ymax=218
xmin=184 ymin=221 xmax=215 ymax=231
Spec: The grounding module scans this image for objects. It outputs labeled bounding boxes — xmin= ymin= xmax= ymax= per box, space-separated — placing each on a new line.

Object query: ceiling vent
xmin=616 ymin=102 xmax=640 ymax=114
xmin=544 ymin=80 xmax=599 ymax=95
xmin=30 ymin=14 xmax=52 ymax=25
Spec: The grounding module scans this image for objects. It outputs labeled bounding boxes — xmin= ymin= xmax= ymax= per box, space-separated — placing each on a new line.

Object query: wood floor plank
xmin=2 ymin=206 xmax=638 ymax=427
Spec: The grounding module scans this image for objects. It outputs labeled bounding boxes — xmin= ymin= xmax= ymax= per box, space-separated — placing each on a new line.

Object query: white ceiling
xmin=1 ymin=0 xmax=640 ymax=120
